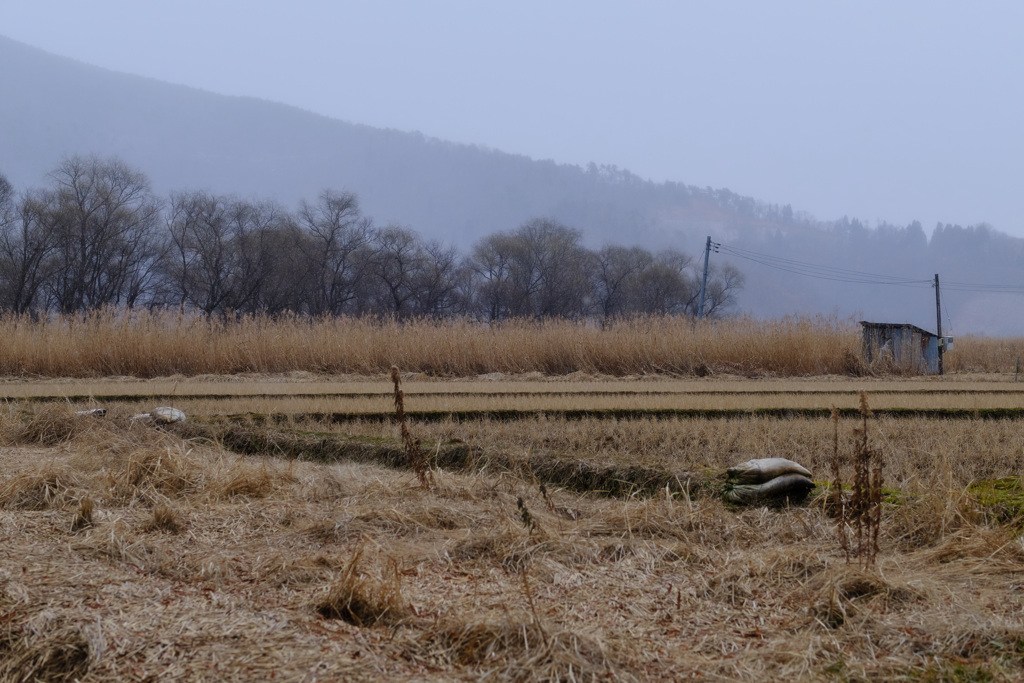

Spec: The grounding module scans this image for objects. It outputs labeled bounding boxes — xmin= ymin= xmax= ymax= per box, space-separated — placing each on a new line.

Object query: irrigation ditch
xmin=218 ymin=407 xmax=1024 ymax=421
xmin=170 ymin=420 xmax=718 ymax=499
xmin=165 ymin=419 xmax=1024 ymax=524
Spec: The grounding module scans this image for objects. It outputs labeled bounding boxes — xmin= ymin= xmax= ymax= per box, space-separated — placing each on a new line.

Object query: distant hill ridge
xmin=0 ymin=34 xmax=764 ymax=247
xmin=3 ymin=34 xmax=1024 ymax=334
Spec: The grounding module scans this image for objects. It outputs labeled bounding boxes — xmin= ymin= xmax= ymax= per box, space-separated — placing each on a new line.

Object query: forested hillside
xmin=2 ymin=35 xmax=1023 ymax=333
xmin=0 ymin=157 xmax=742 ymax=321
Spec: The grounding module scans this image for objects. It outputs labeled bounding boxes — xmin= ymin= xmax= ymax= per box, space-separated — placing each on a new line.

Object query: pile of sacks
xmin=76 ymin=406 xmax=186 ymax=425
xmin=723 ymin=457 xmax=815 ymax=505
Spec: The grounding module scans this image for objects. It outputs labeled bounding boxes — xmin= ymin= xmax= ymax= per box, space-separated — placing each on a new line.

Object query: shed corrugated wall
xmin=861 ymin=323 xmax=939 ymax=374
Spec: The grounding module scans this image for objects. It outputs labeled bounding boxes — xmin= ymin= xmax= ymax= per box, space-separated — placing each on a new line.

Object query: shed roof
xmin=859 ymin=321 xmax=937 ymax=337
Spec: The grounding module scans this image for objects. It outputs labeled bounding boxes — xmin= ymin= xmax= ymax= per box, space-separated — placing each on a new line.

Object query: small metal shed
xmin=860 ymin=321 xmax=942 ymax=374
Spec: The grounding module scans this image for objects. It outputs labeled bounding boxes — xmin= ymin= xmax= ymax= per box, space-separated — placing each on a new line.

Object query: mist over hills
xmin=2 ymin=35 xmax=1023 ymax=336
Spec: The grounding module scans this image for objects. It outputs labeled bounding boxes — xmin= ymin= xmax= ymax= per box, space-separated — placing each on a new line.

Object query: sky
xmin=2 ymin=1 xmax=1023 ymax=236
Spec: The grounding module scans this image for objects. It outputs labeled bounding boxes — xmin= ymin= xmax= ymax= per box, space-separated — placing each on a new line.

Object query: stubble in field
xmin=1 ymin=407 xmax=1023 ymax=680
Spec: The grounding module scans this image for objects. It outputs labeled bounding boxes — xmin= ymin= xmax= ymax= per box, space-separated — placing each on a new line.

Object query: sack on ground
xmin=151 ymin=407 xmax=186 ymax=424
xmin=723 ymin=473 xmax=815 ymax=505
xmin=726 ymin=457 xmax=812 ymax=485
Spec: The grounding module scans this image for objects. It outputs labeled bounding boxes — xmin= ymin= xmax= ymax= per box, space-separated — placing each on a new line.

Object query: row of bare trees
xmin=0 ymin=156 xmax=743 ymax=320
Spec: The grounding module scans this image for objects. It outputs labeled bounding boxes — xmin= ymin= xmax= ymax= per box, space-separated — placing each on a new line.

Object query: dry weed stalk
xmin=830 ymin=395 xmax=884 ymax=566
xmin=516 ymin=495 xmax=545 ymax=536
xmin=538 ymin=483 xmax=556 ymax=512
xmin=519 ymin=569 xmax=548 ymax=646
xmin=849 ymin=392 xmax=883 ymax=566
xmin=830 ymin=406 xmax=848 ymax=560
xmin=391 ymin=365 xmax=434 ymax=487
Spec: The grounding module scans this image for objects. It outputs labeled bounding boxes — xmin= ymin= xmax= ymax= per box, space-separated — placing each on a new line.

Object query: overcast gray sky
xmin=2 ymin=1 xmax=1022 ymax=236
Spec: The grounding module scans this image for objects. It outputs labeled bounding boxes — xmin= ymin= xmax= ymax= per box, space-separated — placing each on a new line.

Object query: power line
xmin=716 ymin=242 xmax=1024 ymax=294
xmin=717 ymin=244 xmax=931 ymax=286
xmin=940 ymin=281 xmax=1024 ymax=293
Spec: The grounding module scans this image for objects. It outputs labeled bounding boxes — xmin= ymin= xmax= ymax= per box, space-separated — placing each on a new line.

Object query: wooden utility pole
xmin=698 ymin=236 xmax=711 ymax=319
xmin=935 ymin=273 xmax=943 ymax=375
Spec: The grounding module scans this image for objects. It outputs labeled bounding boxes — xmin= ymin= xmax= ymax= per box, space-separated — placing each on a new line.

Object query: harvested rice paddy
xmin=2 ymin=372 xmax=1024 ymax=681
xmin=6 ymin=374 xmax=1024 ymax=416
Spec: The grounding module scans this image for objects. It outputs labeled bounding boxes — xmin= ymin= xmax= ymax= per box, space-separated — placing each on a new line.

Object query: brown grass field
xmin=0 ymin=309 xmax=1022 ymax=377
xmin=2 ymin=315 xmax=1024 ymax=680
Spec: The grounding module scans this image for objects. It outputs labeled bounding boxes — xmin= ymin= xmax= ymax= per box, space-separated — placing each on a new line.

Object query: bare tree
xmin=469 ymin=232 xmax=520 ymax=322
xmin=593 ymin=244 xmax=654 ymax=324
xmin=474 ymin=218 xmax=594 ymax=320
xmin=246 ymin=217 xmax=309 ymax=314
xmin=368 ymin=225 xmax=424 ymax=316
xmin=630 ymin=248 xmax=695 ymax=316
xmin=297 ymin=190 xmax=373 ymax=316
xmin=410 ymin=240 xmax=464 ymax=317
xmin=0 ymin=183 xmax=57 ymax=313
xmin=163 ymin=191 xmax=237 ymax=314
xmin=0 ymin=166 xmax=746 ymax=322
xmin=0 ymin=173 xmax=12 ymax=214
xmin=698 ymin=262 xmax=745 ymax=318
xmin=226 ymin=199 xmax=292 ymax=314
xmin=39 ymin=156 xmax=162 ymax=312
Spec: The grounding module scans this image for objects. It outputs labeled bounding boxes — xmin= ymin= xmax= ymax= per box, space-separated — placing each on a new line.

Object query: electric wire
xmin=939 ymin=281 xmax=1024 ymax=293
xmin=716 ymin=243 xmax=932 ymax=287
xmin=715 ymin=242 xmax=1024 ymax=294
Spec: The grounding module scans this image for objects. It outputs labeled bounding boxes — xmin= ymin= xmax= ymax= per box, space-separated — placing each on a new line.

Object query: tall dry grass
xmin=0 ymin=310 xmax=866 ymax=378
xmin=0 ymin=309 xmax=1019 ymax=378
xmin=946 ymin=334 xmax=1024 ymax=373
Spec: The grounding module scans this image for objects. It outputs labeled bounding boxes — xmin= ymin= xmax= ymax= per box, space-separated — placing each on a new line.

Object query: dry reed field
xmin=2 ymin=381 xmax=1024 ymax=680
xmin=2 ymin=310 xmax=1021 ymax=378
xmin=2 ymin=406 xmax=1024 ymax=681
xmin=3 ymin=314 xmax=1024 ymax=680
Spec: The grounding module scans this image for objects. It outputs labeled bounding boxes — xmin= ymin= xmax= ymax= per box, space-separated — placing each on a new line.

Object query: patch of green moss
xmin=823 ymin=658 xmax=844 ymax=677
xmin=809 ymin=483 xmax=910 ymax=507
xmin=969 ymin=477 xmax=1024 ymax=526
xmin=881 ymin=487 xmax=908 ymax=506
xmin=917 ymin=664 xmax=995 ymax=682
xmin=336 ymin=432 xmax=393 ymax=445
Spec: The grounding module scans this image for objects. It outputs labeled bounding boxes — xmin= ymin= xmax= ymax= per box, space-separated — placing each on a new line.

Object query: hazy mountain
xmin=2 ymin=35 xmax=1023 ymax=336
xmin=1 ymin=34 xmax=707 ymax=247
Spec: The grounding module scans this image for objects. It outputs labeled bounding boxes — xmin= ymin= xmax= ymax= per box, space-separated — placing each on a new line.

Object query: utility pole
xmin=934 ymin=273 xmax=943 ymax=375
xmin=698 ymin=236 xmax=715 ymax=319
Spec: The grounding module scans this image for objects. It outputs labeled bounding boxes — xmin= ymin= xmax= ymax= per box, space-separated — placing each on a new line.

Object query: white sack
xmin=150 ymin=407 xmax=186 ymax=424
xmin=726 ymin=458 xmax=812 ymax=485
xmin=723 ymin=473 xmax=815 ymax=505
